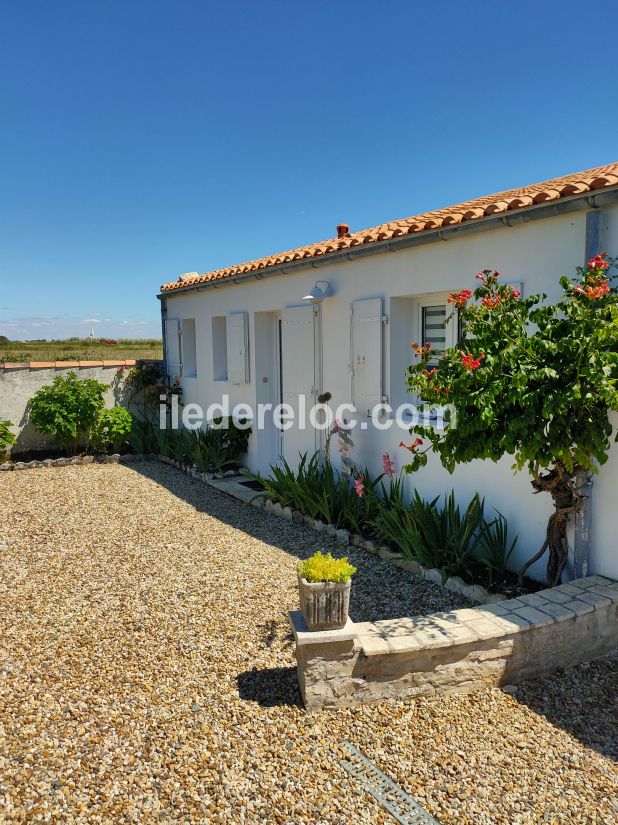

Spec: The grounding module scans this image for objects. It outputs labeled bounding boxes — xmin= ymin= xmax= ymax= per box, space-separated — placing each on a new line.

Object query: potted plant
xmin=298 ymin=551 xmax=357 ymax=631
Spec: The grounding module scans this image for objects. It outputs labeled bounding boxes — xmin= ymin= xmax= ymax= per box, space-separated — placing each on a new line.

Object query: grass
xmin=0 ymin=338 xmax=162 ymax=362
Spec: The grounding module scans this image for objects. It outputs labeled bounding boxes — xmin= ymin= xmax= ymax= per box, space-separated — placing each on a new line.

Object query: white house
xmin=158 ymin=163 xmax=618 ymax=582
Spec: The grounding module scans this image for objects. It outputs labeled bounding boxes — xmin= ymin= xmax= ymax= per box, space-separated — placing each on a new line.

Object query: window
xmin=181 ymin=319 xmax=197 ymax=378
xmin=165 ymin=318 xmax=181 ymax=380
xmin=389 ymin=292 xmax=459 ymax=415
xmin=421 ymin=304 xmax=448 ymax=362
xmin=418 ymin=299 xmax=458 ymax=364
xmin=212 ymin=316 xmax=228 ymax=381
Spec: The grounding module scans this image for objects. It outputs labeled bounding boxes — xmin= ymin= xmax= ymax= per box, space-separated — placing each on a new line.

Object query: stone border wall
xmin=0 ymin=453 xmax=159 ymax=471
xmin=289 ymin=576 xmax=618 ymax=710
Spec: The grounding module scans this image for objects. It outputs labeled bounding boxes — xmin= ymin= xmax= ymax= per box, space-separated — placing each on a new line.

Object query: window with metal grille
xmin=421 ymin=304 xmax=448 ymax=362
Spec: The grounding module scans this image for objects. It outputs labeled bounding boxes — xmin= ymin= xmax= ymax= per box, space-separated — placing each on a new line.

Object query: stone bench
xmin=288 ymin=575 xmax=618 ymax=710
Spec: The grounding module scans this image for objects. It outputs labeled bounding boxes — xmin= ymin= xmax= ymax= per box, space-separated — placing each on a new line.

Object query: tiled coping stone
xmin=288 ymin=575 xmax=618 ymax=710
xmin=0 ymin=359 xmax=161 ymax=370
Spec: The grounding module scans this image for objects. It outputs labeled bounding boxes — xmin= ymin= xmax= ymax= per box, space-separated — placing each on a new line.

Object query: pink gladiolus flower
xmin=382 ymin=452 xmax=394 ymax=477
xmin=331 ymin=419 xmax=340 ymax=434
xmin=354 ymin=478 xmax=365 ymax=497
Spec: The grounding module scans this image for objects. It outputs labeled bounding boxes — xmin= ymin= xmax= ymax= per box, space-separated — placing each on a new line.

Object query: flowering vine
xmin=404 ymin=254 xmax=618 ymax=586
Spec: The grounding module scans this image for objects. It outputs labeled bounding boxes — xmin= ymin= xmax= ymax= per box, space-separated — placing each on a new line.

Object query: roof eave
xmin=157 ymin=186 xmax=618 ymax=300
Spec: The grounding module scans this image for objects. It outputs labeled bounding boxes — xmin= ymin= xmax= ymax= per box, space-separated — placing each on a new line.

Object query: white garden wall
xmin=162 ymin=204 xmax=618 ymax=582
xmin=0 ymin=361 xmax=161 ymax=453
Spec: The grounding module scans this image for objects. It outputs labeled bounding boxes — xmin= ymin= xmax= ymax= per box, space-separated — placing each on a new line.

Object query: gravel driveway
xmin=1 ymin=462 xmax=616 ymax=823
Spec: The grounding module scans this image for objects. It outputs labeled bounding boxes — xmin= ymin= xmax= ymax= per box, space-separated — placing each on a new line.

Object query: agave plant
xmin=375 ymin=489 xmax=486 ymax=583
xmin=410 ymin=491 xmax=485 ymax=582
xmin=374 ymin=495 xmax=425 ymax=558
xmin=477 ymin=510 xmax=518 ymax=585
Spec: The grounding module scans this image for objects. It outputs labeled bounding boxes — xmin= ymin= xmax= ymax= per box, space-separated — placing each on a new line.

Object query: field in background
xmin=0 ymin=338 xmax=163 ymax=362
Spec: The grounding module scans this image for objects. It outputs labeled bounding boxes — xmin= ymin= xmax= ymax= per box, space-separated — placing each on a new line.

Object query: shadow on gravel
xmin=237 ymin=666 xmax=303 ymax=708
xmin=513 ymin=656 xmax=618 ymax=763
xmin=126 ymin=460 xmax=472 ymax=623
xmin=125 ymin=462 xmax=617 ymax=746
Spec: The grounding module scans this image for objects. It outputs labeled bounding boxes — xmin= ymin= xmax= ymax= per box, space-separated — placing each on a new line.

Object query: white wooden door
xmin=280 ymin=305 xmax=318 ymax=466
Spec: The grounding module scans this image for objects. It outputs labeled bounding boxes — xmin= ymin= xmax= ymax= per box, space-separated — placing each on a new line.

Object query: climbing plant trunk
xmin=518 ymin=461 xmax=584 ymax=588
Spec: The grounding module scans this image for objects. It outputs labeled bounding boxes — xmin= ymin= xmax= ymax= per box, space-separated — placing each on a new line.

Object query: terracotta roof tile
xmin=161 ymin=163 xmax=618 ymax=293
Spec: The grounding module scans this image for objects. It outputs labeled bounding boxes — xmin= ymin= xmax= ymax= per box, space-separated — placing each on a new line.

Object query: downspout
xmin=572 ymin=208 xmax=602 ymax=578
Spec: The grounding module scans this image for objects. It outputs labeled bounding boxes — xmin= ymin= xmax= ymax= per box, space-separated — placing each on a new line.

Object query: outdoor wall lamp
xmin=302 ymin=280 xmax=333 ymax=304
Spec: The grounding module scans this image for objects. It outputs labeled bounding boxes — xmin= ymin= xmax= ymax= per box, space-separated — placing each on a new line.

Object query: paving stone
xmin=517 ymin=592 xmax=551 ymax=608
xmin=511 ymin=606 xmax=555 ymax=628
xmin=586 ymin=583 xmax=618 ymax=604
xmin=542 ymin=588 xmax=573 ymax=604
xmin=535 ymin=601 xmax=576 ymax=622
xmin=575 ymin=590 xmax=612 ymax=608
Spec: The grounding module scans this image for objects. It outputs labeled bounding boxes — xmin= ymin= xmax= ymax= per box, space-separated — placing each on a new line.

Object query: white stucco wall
xmin=163 ymin=204 xmax=618 ymax=582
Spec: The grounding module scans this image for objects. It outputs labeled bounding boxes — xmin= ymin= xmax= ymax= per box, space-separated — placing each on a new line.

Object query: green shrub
xmin=151 ymin=419 xmax=252 ymax=470
xmin=90 ymin=407 xmax=133 ymax=453
xmin=28 ymin=371 xmax=107 ymax=453
xmin=299 ymin=551 xmax=357 ymax=583
xmin=374 ymin=491 xmax=432 ymax=559
xmin=211 ymin=416 xmax=251 ymax=460
xmin=126 ymin=417 xmax=160 ymax=453
xmin=121 ymin=362 xmax=165 ymax=422
xmin=166 ymin=428 xmax=196 ymax=464
xmin=0 ymin=419 xmax=15 ymax=459
xmin=257 ymin=452 xmax=517 ymax=587
xmin=336 ymin=469 xmax=383 ymax=533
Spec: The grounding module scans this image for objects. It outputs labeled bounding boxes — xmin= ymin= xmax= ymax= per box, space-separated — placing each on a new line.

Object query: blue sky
xmin=1 ymin=0 xmax=617 ymax=340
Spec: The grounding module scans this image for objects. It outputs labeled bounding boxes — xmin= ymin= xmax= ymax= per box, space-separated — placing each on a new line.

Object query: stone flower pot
xmin=298 ymin=574 xmax=351 ymax=631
